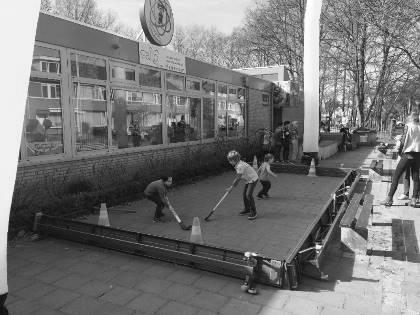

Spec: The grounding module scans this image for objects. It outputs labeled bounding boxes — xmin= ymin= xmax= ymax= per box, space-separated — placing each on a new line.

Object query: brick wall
xmin=282 ymin=92 xmax=304 ymax=136
xmin=13 ymin=138 xmax=260 ymax=204
xmin=248 ymin=88 xmax=272 ymax=137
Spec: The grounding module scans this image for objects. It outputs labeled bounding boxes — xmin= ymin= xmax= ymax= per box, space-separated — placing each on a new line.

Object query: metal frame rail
xmin=285 ymin=169 xmax=361 ymax=285
xmin=33 ymin=169 xmax=360 ymax=290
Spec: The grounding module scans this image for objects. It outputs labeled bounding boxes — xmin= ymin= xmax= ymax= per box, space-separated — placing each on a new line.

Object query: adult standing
xmin=381 ymin=111 xmax=420 ymax=207
xmin=290 ymin=121 xmax=299 ymax=161
xmin=273 ymin=123 xmax=283 ymax=162
xmin=281 ymin=121 xmax=291 ymax=162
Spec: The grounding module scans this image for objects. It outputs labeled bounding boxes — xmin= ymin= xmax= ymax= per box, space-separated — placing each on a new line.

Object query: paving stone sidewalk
xmin=6 ymin=146 xmax=420 ymax=314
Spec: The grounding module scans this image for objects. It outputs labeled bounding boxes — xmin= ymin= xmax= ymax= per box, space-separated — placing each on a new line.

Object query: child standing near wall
xmin=227 ymin=150 xmax=259 ymax=220
xmin=257 ymin=153 xmax=277 ymax=199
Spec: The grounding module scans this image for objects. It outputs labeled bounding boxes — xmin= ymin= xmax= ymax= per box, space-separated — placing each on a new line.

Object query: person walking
xmin=381 ymin=110 xmax=420 ymax=207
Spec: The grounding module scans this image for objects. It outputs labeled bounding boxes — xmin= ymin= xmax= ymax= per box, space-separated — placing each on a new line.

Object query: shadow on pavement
xmin=368 ymin=219 xmax=420 ymax=263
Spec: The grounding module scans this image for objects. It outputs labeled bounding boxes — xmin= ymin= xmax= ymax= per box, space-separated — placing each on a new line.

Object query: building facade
xmin=14 ymin=13 xmax=281 ymax=196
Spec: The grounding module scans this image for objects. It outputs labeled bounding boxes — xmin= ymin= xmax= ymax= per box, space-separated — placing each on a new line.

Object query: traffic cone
xmin=98 ymin=203 xmax=110 ymax=226
xmin=307 ymin=158 xmax=317 ymax=177
xmin=252 ymin=155 xmax=258 ymax=170
xmin=189 ymin=217 xmax=204 ymax=244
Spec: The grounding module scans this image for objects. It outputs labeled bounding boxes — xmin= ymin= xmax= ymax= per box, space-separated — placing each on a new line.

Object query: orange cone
xmin=307 ymin=158 xmax=317 ymax=177
xmin=253 ymin=155 xmax=258 ymax=170
xmin=98 ymin=203 xmax=110 ymax=226
xmin=189 ymin=217 xmax=204 ymax=244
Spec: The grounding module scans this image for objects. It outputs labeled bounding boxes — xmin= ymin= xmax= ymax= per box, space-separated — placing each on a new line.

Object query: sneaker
xmin=410 ymin=198 xmax=418 ymax=207
xmin=379 ymin=197 xmax=393 ymax=207
xmin=248 ymin=212 xmax=258 ymax=220
xmin=239 ymin=209 xmax=251 ymax=216
xmin=153 ymin=217 xmax=164 ymax=223
xmin=257 ymin=196 xmax=264 ymax=200
xmin=247 ymin=287 xmax=257 ymax=295
xmin=264 ymin=194 xmax=270 ymax=199
xmin=397 ymin=194 xmax=409 ymax=200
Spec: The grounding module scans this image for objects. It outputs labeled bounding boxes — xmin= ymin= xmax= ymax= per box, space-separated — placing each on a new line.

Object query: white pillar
xmin=0 ymin=0 xmax=40 ymax=297
xmin=303 ymin=0 xmax=323 ymax=153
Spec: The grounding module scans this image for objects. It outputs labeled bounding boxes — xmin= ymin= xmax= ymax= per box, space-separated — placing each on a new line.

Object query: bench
xmin=340 ymin=193 xmax=374 ymax=254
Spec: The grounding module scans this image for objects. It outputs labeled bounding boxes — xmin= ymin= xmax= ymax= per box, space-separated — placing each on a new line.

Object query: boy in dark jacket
xmin=144 ymin=176 xmax=173 ymax=222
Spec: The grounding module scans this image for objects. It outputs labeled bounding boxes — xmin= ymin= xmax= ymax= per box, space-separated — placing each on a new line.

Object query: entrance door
xmin=273 ymin=107 xmax=283 ymax=129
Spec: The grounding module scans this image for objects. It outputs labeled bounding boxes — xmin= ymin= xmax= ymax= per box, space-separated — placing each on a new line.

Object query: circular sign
xmin=139 ymin=0 xmax=174 ymax=46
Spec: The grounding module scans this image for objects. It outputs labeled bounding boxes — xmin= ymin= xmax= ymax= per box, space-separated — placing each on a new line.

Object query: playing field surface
xmin=81 ymin=172 xmax=343 ymax=259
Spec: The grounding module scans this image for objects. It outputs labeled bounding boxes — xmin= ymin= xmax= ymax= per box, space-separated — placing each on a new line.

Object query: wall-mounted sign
xmin=139 ymin=0 xmax=174 ymax=46
xmin=139 ymin=42 xmax=186 ymax=73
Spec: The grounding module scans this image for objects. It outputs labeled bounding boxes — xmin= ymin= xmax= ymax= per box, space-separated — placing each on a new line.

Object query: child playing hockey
xmin=226 ymin=150 xmax=259 ymax=220
xmin=257 ymin=153 xmax=277 ymax=199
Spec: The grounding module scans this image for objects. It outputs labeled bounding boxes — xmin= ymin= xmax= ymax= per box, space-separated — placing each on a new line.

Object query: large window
xmin=139 ymin=67 xmax=161 ymax=88
xmin=71 ymin=53 xmax=106 ymax=80
xmin=111 ymin=89 xmax=162 ymax=148
xmin=167 ymin=96 xmax=200 ymax=143
xmin=203 ymin=98 xmax=215 ymax=139
xmin=227 ymin=102 xmax=245 ymax=137
xmin=26 ymin=79 xmax=64 ymax=157
xmin=218 ymin=85 xmax=246 ymax=138
xmin=73 ymin=83 xmax=108 ymax=152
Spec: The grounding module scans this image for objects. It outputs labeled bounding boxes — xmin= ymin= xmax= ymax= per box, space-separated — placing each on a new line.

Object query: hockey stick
xmin=166 ymin=198 xmax=192 ymax=230
xmin=204 ymin=187 xmax=232 ymax=221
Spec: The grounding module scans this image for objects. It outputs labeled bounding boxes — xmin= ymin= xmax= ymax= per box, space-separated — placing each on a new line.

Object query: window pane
xmin=111 ymin=89 xmax=162 ymax=148
xmin=71 ymin=54 xmax=106 ymax=80
xmin=237 ymin=87 xmax=245 ymax=100
xmin=167 ymin=96 xmax=200 ymax=143
xmin=112 ymin=66 xmax=135 ymax=81
xmin=202 ymin=80 xmax=215 ymax=96
xmin=228 ymin=87 xmax=237 ymax=98
xmin=73 ymin=83 xmax=108 ymax=152
xmin=32 ymin=46 xmax=60 ymax=73
xmin=41 ymin=84 xmax=48 ymax=98
xmin=203 ymin=98 xmax=215 ymax=139
xmin=25 ymin=78 xmax=64 ymax=157
xmin=227 ymin=102 xmax=245 ymax=137
xmin=50 ymin=86 xmax=56 ymax=99
xmin=217 ymin=100 xmax=227 ymax=136
xmin=262 ymin=94 xmax=270 ymax=103
xmin=218 ymin=84 xmax=227 ymax=97
xmin=48 ymin=63 xmax=59 ymax=73
xmin=166 ymin=73 xmax=185 ymax=91
xmin=139 ymin=67 xmax=161 ymax=88
xmin=186 ymin=78 xmax=201 ymax=92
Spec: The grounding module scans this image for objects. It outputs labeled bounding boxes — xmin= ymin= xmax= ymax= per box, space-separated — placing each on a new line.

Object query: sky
xmin=95 ymin=0 xmax=257 ymax=34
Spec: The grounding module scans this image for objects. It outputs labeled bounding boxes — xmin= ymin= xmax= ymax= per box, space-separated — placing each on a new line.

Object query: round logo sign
xmin=139 ymin=0 xmax=174 ymax=46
